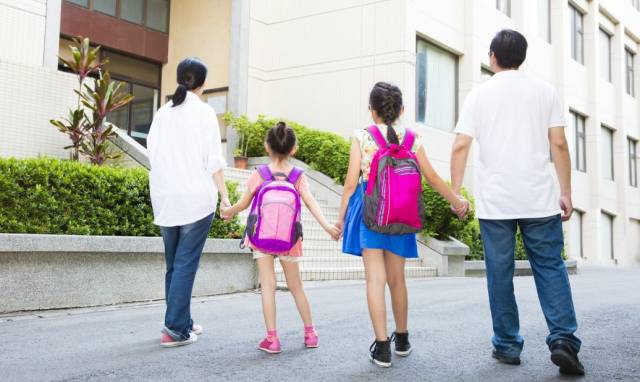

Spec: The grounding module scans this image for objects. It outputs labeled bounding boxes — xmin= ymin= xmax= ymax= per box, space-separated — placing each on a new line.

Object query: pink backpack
xmin=364 ymin=125 xmax=426 ymax=234
xmin=243 ymin=165 xmax=304 ymax=254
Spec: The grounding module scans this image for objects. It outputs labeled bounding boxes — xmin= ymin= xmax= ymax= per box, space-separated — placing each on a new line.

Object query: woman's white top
xmin=147 ymin=91 xmax=227 ymax=227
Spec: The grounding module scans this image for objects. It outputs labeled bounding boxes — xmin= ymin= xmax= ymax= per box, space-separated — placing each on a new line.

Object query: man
xmin=450 ymin=29 xmax=584 ymax=375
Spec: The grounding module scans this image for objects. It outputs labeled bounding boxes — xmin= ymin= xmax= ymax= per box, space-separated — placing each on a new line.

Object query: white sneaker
xmin=191 ymin=324 xmax=203 ymax=335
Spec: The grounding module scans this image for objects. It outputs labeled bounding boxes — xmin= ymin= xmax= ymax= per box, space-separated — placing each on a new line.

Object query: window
xmin=416 ymin=39 xmax=458 ymax=131
xmin=93 ymin=0 xmax=116 ymax=16
xmin=570 ymin=210 xmax=584 ymax=259
xmin=204 ymin=89 xmax=229 ymax=143
xmin=626 ymin=48 xmax=635 ymax=96
xmin=600 ymin=29 xmax=612 ymax=82
xmin=67 ymin=0 xmax=89 ymax=6
xmin=121 ymin=0 xmax=144 ymax=24
xmin=146 ymin=0 xmax=169 ymax=32
xmin=601 ymin=126 xmax=614 ymax=180
xmin=630 ymin=138 xmax=638 ymax=187
xmin=496 ymin=0 xmax=511 ymax=16
xmin=600 ymin=212 xmax=615 ymax=261
xmin=538 ymin=0 xmax=551 ymax=42
xmin=571 ymin=111 xmax=587 ymax=172
xmin=481 ymin=67 xmax=494 ymax=82
xmin=570 ymin=5 xmax=584 ymax=64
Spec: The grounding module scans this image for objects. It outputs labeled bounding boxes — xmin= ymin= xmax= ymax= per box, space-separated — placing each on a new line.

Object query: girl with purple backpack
xmin=221 ymin=122 xmax=341 ymax=354
xmin=338 ymin=82 xmax=470 ymax=367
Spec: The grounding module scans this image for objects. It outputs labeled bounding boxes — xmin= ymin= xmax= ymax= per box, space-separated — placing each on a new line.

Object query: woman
xmin=147 ymin=57 xmax=229 ymax=347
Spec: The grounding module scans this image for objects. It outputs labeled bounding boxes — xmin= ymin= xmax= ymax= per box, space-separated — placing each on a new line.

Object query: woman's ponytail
xmin=172 ymin=84 xmax=188 ymax=107
xmin=171 ymin=57 xmax=208 ymax=107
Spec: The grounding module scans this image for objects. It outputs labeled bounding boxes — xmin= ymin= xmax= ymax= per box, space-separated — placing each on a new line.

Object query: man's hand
xmin=451 ymin=197 xmax=471 ymax=220
xmin=559 ymin=195 xmax=573 ymax=221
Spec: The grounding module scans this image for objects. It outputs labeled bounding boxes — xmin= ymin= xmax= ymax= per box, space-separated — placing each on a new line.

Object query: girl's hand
xmin=324 ymin=224 xmax=341 ymax=241
xmin=451 ymin=197 xmax=470 ymax=220
xmin=220 ymin=205 xmax=234 ymax=221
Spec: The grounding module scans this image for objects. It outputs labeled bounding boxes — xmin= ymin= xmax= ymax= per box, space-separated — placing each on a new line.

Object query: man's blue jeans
xmin=479 ymin=214 xmax=581 ymax=357
xmin=160 ymin=213 xmax=214 ymax=340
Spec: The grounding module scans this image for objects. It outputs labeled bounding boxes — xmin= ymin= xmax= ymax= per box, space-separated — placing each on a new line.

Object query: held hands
xmin=450 ymin=196 xmax=471 ymax=220
xmin=220 ymin=197 xmax=234 ymax=221
xmin=324 ymin=223 xmax=342 ymax=241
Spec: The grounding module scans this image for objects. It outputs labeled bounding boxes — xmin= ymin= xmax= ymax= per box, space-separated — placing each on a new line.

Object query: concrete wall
xmin=160 ymin=0 xmax=232 ymax=102
xmin=0 ymin=61 xmax=78 ymax=159
xmin=0 ymin=234 xmax=256 ymax=313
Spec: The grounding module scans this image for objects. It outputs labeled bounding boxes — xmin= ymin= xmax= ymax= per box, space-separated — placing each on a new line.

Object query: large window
xmin=601 ymin=212 xmax=615 ymax=261
xmin=626 ymin=48 xmax=635 ymax=96
xmin=64 ymin=0 xmax=169 ymax=33
xmin=600 ymin=28 xmax=612 ymax=82
xmin=570 ymin=5 xmax=584 ymax=64
xmin=601 ymin=126 xmax=614 ymax=181
xmin=571 ymin=111 xmax=587 ymax=172
xmin=570 ymin=210 xmax=584 ymax=259
xmin=630 ymin=138 xmax=638 ymax=187
xmin=204 ymin=89 xmax=229 ymax=143
xmin=496 ymin=0 xmax=511 ymax=16
xmin=416 ymin=39 xmax=458 ymax=132
xmin=539 ymin=0 xmax=551 ymax=42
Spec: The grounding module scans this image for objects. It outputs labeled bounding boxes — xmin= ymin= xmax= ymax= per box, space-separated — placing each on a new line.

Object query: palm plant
xmin=79 ymin=72 xmax=134 ymax=165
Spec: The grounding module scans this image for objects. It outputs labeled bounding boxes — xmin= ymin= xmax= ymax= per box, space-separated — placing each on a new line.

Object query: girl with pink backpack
xmin=338 ymin=82 xmax=470 ymax=367
xmin=221 ymin=122 xmax=341 ymax=354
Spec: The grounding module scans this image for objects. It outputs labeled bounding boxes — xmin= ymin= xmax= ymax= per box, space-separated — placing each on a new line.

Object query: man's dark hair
xmin=490 ymin=29 xmax=528 ymax=69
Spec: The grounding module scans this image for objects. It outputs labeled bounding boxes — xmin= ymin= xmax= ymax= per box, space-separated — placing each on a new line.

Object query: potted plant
xmin=234 ymin=132 xmax=251 ymax=169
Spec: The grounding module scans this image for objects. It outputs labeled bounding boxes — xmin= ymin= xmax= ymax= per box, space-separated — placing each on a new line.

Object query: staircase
xmin=225 ymin=167 xmax=437 ymax=282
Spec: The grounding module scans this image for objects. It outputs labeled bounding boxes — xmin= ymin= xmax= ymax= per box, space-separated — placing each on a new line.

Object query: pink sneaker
xmin=258 ymin=336 xmax=281 ymax=354
xmin=160 ymin=332 xmax=197 ymax=348
xmin=304 ymin=327 xmax=319 ymax=348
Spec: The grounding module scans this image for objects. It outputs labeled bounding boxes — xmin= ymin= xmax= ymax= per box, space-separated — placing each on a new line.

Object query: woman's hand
xmin=450 ymin=197 xmax=471 ymax=220
xmin=324 ymin=224 xmax=342 ymax=241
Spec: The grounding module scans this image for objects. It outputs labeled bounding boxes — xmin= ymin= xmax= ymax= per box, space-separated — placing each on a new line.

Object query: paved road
xmin=1 ymin=267 xmax=638 ymax=382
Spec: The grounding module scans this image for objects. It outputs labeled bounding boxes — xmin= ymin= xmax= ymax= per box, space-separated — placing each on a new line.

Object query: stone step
xmin=274 ymin=266 xmax=437 ymax=282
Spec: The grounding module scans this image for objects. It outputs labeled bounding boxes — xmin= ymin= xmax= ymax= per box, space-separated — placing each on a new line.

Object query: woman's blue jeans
xmin=479 ymin=214 xmax=581 ymax=357
xmin=160 ymin=213 xmax=214 ymax=340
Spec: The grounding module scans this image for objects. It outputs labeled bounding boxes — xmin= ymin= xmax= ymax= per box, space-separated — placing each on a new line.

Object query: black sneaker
xmin=390 ymin=331 xmax=412 ymax=356
xmin=549 ymin=340 xmax=585 ymax=376
xmin=492 ymin=349 xmax=521 ymax=365
xmin=369 ymin=339 xmax=392 ymax=368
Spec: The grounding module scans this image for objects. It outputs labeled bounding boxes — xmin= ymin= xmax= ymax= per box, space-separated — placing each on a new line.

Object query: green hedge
xmin=225 ymin=114 xmax=350 ymax=183
xmin=0 ymin=158 xmax=242 ymax=238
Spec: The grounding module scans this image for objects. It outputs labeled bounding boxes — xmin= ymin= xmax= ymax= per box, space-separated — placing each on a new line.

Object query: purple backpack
xmin=363 ymin=125 xmax=426 ymax=234
xmin=243 ymin=165 xmax=304 ymax=254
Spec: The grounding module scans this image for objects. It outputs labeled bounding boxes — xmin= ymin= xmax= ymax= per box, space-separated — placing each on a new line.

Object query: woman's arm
xmin=300 ymin=187 xmax=340 ymax=240
xmin=212 ymin=170 xmax=230 ymax=207
xmin=337 ymin=138 xmax=362 ymax=230
xmin=416 ymin=146 xmax=469 ymax=218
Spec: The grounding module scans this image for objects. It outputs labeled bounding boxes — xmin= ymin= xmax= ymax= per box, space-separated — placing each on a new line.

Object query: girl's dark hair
xmin=266 ymin=122 xmax=297 ymax=157
xmin=369 ymin=82 xmax=403 ymax=144
xmin=172 ymin=57 xmax=208 ymax=107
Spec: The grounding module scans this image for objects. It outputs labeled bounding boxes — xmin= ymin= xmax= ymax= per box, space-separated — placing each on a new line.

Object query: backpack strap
xmin=256 ymin=165 xmax=274 ymax=181
xmin=287 ymin=166 xmax=304 ymax=184
xmin=402 ymin=128 xmax=416 ymax=151
xmin=367 ymin=125 xmax=387 ymax=148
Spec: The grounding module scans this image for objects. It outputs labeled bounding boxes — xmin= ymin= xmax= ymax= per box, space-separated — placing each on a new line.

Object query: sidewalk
xmin=1 ymin=267 xmax=638 ymax=382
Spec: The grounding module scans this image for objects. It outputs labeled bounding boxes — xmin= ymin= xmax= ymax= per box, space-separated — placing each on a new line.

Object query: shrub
xmin=225 ymin=114 xmax=351 ymax=183
xmin=0 ymin=158 xmax=242 ymax=238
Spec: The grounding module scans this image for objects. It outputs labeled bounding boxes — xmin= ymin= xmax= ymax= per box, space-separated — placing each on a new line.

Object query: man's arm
xmin=549 ymin=127 xmax=573 ymax=221
xmin=450 ymin=134 xmax=473 ymax=195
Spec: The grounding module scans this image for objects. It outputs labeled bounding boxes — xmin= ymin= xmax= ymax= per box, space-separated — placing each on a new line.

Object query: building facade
xmin=0 ymin=0 xmax=638 ymax=266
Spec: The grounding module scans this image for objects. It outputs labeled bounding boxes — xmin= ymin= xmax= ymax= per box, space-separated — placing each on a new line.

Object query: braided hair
xmin=369 ymin=82 xmax=403 ymax=144
xmin=266 ymin=121 xmax=297 ymax=158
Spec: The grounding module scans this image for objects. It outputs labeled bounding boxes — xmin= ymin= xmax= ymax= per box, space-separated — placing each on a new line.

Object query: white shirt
xmin=147 ymin=92 xmax=227 ymax=227
xmin=454 ymin=70 xmax=564 ymax=219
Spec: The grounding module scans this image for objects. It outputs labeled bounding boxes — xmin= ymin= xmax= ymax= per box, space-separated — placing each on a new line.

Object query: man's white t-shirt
xmin=454 ymin=70 xmax=564 ymax=220
xmin=147 ymin=92 xmax=227 ymax=227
